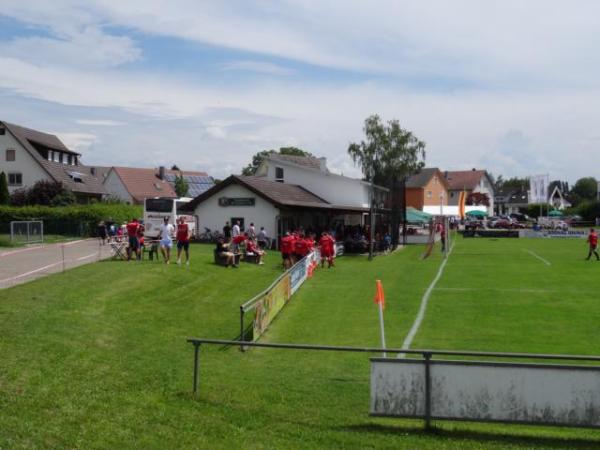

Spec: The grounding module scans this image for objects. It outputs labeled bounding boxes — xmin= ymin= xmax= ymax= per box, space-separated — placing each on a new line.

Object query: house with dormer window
xmin=0 ymin=120 xmax=106 ymax=202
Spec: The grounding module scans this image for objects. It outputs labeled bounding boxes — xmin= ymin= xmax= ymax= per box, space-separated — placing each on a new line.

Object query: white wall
xmin=0 ymin=132 xmax=52 ymax=192
xmin=193 ymin=183 xmax=280 ymax=237
xmin=474 ymin=176 xmax=495 ymax=215
xmin=264 ymin=160 xmax=372 ymax=208
xmin=103 ymin=170 xmax=133 ymax=203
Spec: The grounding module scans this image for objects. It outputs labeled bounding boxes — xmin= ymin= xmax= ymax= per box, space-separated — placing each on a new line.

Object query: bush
xmin=570 ymin=200 xmax=600 ymax=222
xmin=0 ymin=203 xmax=143 ymax=237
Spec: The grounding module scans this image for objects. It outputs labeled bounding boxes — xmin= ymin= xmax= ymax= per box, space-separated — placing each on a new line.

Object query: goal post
xmin=10 ymin=220 xmax=44 ymax=244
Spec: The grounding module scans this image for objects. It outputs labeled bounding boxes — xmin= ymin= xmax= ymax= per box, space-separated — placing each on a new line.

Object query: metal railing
xmin=186 ymin=337 xmax=600 ymax=402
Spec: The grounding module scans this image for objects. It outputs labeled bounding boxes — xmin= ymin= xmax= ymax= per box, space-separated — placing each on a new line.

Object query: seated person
xmin=215 ymin=238 xmax=238 ymax=268
xmin=245 ymin=238 xmax=265 ymax=265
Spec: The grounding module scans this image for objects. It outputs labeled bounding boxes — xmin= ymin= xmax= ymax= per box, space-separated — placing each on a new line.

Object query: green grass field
xmin=1 ymin=239 xmax=600 ymax=449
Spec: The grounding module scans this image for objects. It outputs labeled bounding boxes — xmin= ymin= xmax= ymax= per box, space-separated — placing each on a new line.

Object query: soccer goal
xmin=10 ymin=220 xmax=44 ymax=244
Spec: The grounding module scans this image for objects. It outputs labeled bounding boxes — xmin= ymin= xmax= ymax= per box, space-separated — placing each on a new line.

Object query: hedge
xmin=0 ymin=203 xmax=143 ymax=236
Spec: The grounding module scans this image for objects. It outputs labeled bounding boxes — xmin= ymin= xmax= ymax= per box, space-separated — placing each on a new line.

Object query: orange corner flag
xmin=374 ymin=279 xmax=385 ymax=309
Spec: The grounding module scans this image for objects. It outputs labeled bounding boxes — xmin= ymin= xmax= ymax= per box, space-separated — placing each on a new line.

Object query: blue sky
xmin=1 ymin=1 xmax=600 ymax=181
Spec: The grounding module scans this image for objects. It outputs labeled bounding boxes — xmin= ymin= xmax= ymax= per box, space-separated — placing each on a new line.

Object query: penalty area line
xmin=399 ymin=242 xmax=455 ymax=357
xmin=523 ymin=249 xmax=551 ymax=266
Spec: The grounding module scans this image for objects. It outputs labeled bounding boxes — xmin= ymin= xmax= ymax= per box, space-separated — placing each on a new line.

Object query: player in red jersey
xmin=319 ymin=232 xmax=335 ymax=268
xmin=294 ymin=234 xmax=308 ymax=260
xmin=280 ymin=232 xmax=293 ymax=269
xmin=587 ymin=228 xmax=599 ymax=261
xmin=126 ymin=218 xmax=140 ymax=261
xmin=176 ymin=217 xmax=191 ymax=266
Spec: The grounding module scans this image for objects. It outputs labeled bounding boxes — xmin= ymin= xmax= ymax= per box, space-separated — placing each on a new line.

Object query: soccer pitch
xmin=1 ymin=239 xmax=600 ymax=448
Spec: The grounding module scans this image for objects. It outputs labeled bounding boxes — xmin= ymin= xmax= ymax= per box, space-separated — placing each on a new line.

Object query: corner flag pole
xmin=374 ymin=280 xmax=387 ymax=357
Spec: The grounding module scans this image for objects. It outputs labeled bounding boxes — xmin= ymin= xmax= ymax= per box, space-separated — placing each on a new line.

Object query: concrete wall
xmin=192 ymin=183 xmax=280 ymax=237
xmin=103 ymin=170 xmax=134 ymax=203
xmin=264 ymin=160 xmax=372 ymax=208
xmin=0 ymin=131 xmax=52 ymax=192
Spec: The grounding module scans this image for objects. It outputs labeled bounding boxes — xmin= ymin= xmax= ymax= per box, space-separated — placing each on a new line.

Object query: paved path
xmin=0 ymin=239 xmax=114 ymax=289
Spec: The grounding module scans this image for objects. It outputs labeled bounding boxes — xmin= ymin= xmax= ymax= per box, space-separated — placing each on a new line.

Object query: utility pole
xmin=369 ymin=173 xmax=375 ymax=261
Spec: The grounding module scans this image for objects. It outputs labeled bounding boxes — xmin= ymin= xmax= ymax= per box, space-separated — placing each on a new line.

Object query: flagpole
xmin=378 ymin=301 xmax=386 ymax=358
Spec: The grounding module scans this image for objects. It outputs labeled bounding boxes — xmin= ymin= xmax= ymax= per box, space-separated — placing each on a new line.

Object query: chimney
xmin=159 ymin=166 xmax=166 ymax=180
xmin=318 ymin=157 xmax=327 ymax=172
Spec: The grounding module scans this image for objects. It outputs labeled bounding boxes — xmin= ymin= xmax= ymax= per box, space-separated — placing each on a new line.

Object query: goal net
xmin=10 ymin=221 xmax=44 ymax=244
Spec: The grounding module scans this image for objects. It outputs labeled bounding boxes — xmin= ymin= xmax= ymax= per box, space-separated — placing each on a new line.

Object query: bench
xmin=214 ymin=250 xmax=241 ymax=266
xmin=244 ymin=253 xmax=260 ymax=264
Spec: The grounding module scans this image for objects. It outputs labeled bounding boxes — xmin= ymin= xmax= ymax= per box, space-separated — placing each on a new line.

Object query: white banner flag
xmin=529 ymin=175 xmax=549 ymax=204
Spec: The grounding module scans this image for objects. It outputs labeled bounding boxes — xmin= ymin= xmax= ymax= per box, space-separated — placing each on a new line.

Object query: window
xmin=59 ymin=153 xmax=64 ymax=164
xmin=6 ymin=149 xmax=15 ymax=161
xmin=426 ymin=190 xmax=432 ymax=199
xmin=67 ymin=154 xmax=72 ymax=165
xmin=48 ymin=150 xmax=53 ymax=161
xmin=8 ymin=173 xmax=22 ymax=186
xmin=433 ymin=176 xmax=438 ymax=185
xmin=53 ymin=151 xmax=60 ymax=162
xmin=275 ymin=167 xmax=284 ymax=182
xmin=450 ymin=192 xmax=455 ymax=198
xmin=0 ymin=127 xmax=5 ymax=135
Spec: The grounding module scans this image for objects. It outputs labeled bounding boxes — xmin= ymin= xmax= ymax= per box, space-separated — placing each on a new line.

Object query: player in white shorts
xmin=159 ymin=217 xmax=175 ymax=264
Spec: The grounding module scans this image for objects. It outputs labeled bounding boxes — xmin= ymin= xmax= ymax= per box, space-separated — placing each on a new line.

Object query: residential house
xmin=495 ymin=189 xmax=529 ymax=215
xmin=405 ymin=168 xmax=450 ymax=214
xmin=0 ymin=120 xmax=106 ymax=202
xmin=254 ymin=153 xmax=389 ymax=212
xmin=445 ymin=169 xmax=495 ymax=215
xmin=103 ymin=166 xmax=214 ymax=204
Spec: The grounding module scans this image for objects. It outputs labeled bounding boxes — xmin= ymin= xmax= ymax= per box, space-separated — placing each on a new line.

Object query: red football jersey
xmin=126 ymin=222 xmax=139 ymax=238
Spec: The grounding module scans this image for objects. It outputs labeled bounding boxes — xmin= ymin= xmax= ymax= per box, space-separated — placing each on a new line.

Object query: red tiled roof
xmin=110 ymin=167 xmax=177 ymax=203
xmin=444 ymin=170 xmax=489 ymax=191
xmin=109 ymin=167 xmax=210 ymax=202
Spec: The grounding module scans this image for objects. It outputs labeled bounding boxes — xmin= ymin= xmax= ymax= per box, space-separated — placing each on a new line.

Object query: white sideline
xmin=399 ymin=243 xmax=455 ymax=357
xmin=0 ymin=239 xmax=87 ymax=258
xmin=0 ymin=261 xmax=61 ymax=283
xmin=524 ymin=249 xmax=551 ymax=266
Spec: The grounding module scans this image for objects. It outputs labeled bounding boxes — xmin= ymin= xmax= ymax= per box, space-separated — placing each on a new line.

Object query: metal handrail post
xmin=193 ymin=342 xmax=201 ymax=395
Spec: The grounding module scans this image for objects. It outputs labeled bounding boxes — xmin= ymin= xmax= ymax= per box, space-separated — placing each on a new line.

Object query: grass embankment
xmin=1 ymin=242 xmax=600 ymax=448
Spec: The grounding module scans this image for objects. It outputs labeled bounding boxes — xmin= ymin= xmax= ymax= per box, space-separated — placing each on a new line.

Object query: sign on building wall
xmin=371 ymin=358 xmax=600 ymax=427
xmin=218 ymin=197 xmax=256 ymax=207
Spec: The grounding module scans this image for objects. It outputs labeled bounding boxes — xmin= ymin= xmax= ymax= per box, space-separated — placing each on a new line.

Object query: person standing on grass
xmin=223 ymin=221 xmax=232 ymax=242
xmin=159 ymin=217 xmax=175 ymax=264
xmin=257 ymin=226 xmax=268 ymax=249
xmin=126 ymin=217 xmax=141 ymax=261
xmin=587 ymin=228 xmax=600 ymax=261
xmin=176 ymin=217 xmax=191 ymax=266
xmin=319 ymin=231 xmax=335 ymax=268
xmin=437 ymin=220 xmax=446 ymax=253
xmin=232 ymin=220 xmax=241 ymax=238
xmin=280 ymin=232 xmax=293 ymax=269
xmin=247 ymin=222 xmax=256 ymax=240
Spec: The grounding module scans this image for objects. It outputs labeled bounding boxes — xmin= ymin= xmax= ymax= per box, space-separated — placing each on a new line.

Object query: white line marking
xmin=0 ymin=261 xmax=61 ymax=284
xmin=524 ymin=249 xmax=551 ymax=266
xmin=0 ymin=245 xmax=44 ymax=257
xmin=434 ymin=287 xmax=595 ymax=294
xmin=399 ymin=243 xmax=455 ymax=356
xmin=76 ymin=252 xmax=97 ymax=261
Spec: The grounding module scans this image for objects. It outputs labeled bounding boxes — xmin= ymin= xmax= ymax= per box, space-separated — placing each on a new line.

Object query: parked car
xmin=509 ymin=212 xmax=530 ymax=222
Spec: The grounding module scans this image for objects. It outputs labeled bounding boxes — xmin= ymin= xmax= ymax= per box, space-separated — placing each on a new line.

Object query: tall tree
xmin=347 ymin=115 xmax=426 ymax=186
xmin=348 ymin=115 xmax=426 ymax=257
xmin=571 ymin=177 xmax=597 ymax=200
xmin=0 ymin=172 xmax=9 ymax=205
xmin=174 ymin=173 xmax=189 ymax=197
xmin=242 ymin=147 xmax=314 ymax=176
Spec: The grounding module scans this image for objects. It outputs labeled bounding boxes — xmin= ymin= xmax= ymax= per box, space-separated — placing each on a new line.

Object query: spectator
xmin=223 ymin=221 xmax=232 ymax=241
xmin=247 ymin=222 xmax=256 ymax=239
xmin=215 ymin=237 xmax=238 ymax=268
xmin=97 ymin=221 xmax=107 ymax=245
xmin=232 ymin=220 xmax=241 ymax=238
xmin=280 ymin=232 xmax=293 ymax=269
xmin=246 ymin=237 xmax=265 ymax=265
xmin=257 ymin=226 xmax=269 ymax=249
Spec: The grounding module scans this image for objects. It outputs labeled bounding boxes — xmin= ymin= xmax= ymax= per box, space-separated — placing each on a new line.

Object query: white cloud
xmin=75 ymin=119 xmax=125 ymax=126
xmin=54 ymin=132 xmax=98 ymax=152
xmin=221 ymin=60 xmax=295 ymax=76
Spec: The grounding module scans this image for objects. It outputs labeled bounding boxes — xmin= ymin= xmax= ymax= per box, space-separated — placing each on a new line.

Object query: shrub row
xmin=0 ymin=203 xmax=143 ymax=236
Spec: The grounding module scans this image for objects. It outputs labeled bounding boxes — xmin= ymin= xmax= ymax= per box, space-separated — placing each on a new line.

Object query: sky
xmin=1 ymin=1 xmax=599 ymax=182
